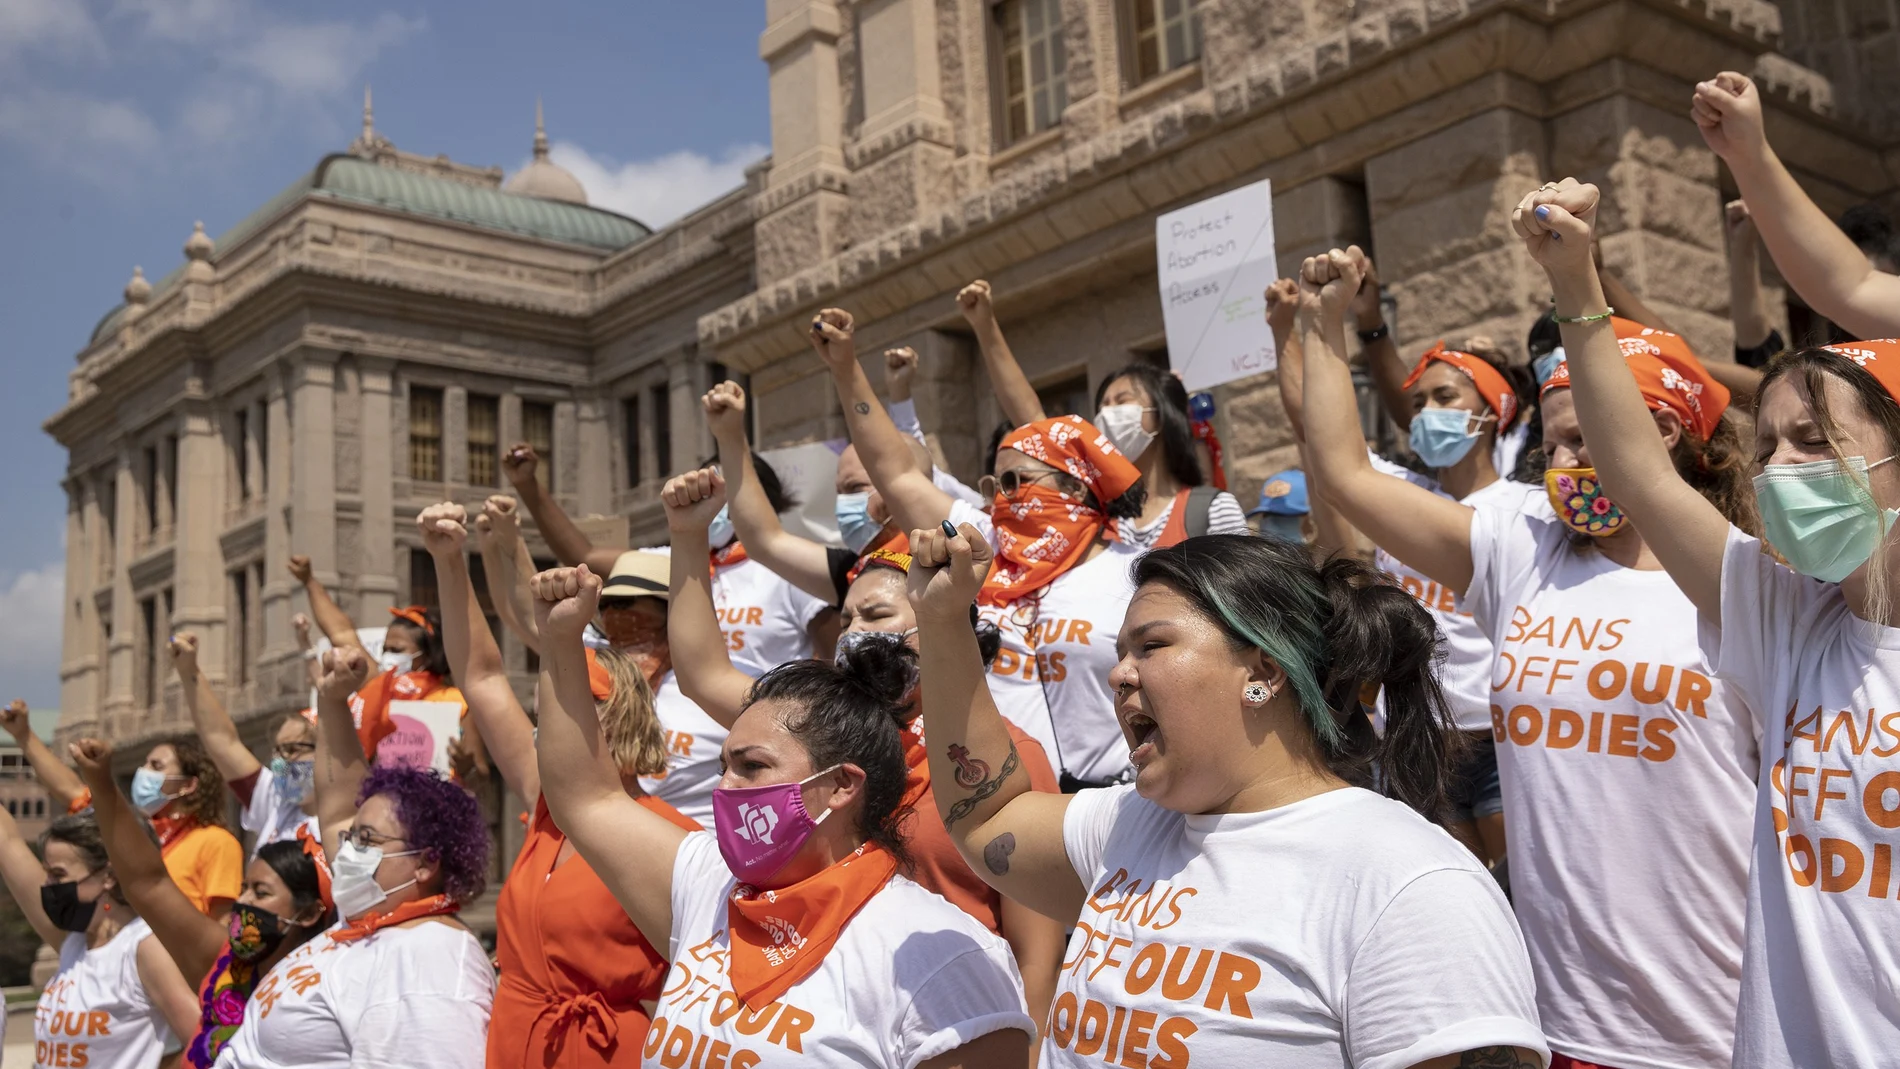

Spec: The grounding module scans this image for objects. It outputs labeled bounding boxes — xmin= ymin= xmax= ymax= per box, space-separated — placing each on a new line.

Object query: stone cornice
xmin=694 ymin=0 xmax=1833 ymax=372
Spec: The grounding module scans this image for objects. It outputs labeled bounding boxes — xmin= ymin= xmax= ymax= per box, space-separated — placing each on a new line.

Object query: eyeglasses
xmin=980 ymin=469 xmax=1085 ymax=499
xmin=273 ymin=742 xmax=315 ymax=761
xmin=340 ymin=826 xmax=407 ymax=851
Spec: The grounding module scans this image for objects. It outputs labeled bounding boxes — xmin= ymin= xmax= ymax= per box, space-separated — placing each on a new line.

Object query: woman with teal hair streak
xmin=904 ymin=521 xmax=1549 ymax=1069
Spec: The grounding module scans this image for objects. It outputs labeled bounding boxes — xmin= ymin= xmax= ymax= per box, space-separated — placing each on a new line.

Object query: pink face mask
xmin=712 ymin=765 xmax=842 ymax=885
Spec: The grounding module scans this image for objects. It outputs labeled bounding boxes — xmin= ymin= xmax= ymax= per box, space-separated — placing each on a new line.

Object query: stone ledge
xmin=698 ymin=0 xmax=1808 ymax=364
xmin=753 ymin=166 xmax=851 ymax=217
xmin=844 ymin=116 xmax=957 ymax=170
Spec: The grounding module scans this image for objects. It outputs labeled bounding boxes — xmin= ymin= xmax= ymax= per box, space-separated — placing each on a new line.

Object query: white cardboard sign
xmin=375 ymin=700 xmax=464 ymax=777
xmin=1156 ymin=178 xmax=1278 ymax=391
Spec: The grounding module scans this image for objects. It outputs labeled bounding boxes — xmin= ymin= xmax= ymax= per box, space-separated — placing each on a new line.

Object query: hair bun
xmin=835 ymin=633 xmax=919 ymax=710
xmin=1318 ymin=557 xmax=1442 ymax=699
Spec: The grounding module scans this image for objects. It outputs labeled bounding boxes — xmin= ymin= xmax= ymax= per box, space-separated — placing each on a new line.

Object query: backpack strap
xmin=1184 ymin=484 xmax=1221 ymax=539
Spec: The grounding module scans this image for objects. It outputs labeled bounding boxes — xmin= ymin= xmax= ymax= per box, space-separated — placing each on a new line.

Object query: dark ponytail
xmin=1094 ymin=363 xmax=1204 ymax=487
xmin=744 ymin=640 xmax=917 ymax=869
xmin=1134 ymin=536 xmax=1458 ymax=824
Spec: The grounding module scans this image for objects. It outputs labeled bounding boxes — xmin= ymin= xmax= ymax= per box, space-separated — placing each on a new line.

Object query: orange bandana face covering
xmin=711 ymin=541 xmax=749 ymax=568
xmin=1404 ymin=343 xmax=1518 ymax=427
xmin=982 ymin=416 xmax=1143 ymax=606
xmin=726 ymin=842 xmax=899 ymax=1010
xmin=1542 ymin=317 xmax=1729 ymax=441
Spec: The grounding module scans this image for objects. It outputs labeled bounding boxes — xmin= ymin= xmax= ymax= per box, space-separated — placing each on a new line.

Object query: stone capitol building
xmin=42 ymin=0 xmax=1898 ymax=882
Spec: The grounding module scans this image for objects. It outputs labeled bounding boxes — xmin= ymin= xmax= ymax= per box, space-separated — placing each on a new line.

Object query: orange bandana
xmin=711 ymin=541 xmax=749 ymax=569
xmin=1404 ymin=342 xmax=1518 ymax=426
xmin=847 ymin=533 xmax=913 ymax=585
xmin=152 ymin=813 xmax=197 ymax=853
xmin=296 ymin=826 xmax=333 ymax=911
xmin=330 ymin=893 xmax=461 ymax=944
xmin=899 ymin=715 xmax=930 ymax=810
xmin=1543 ymin=317 xmax=1729 ymax=440
xmin=388 ymin=606 xmax=434 ymax=634
xmin=1822 ymin=340 xmax=1900 ymax=403
xmin=982 ymin=417 xmax=1141 ymax=606
xmin=726 ymin=842 xmax=898 ymax=1011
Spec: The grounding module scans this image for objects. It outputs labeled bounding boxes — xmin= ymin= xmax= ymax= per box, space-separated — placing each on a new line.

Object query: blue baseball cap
xmin=1249 ymin=470 xmax=1308 ymax=516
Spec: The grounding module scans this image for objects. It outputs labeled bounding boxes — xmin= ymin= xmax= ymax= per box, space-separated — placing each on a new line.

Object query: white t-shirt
xmin=213 ymin=918 xmax=495 ymax=1069
xmin=950 ymin=499 xmax=1138 ymax=783
xmin=1465 ymin=505 xmax=1757 ymax=1068
xmin=949 ymin=499 xmax=1061 ymax=766
xmin=1494 ymin=420 xmax=1530 ymax=478
xmin=1056 ymin=784 xmax=1546 ymax=1068
xmin=1369 ymin=457 xmax=1541 ymax=732
xmin=641 ymin=670 xmax=727 ymax=828
xmin=241 ymin=762 xmax=321 ymax=857
xmin=1710 ymin=528 xmax=1900 ymax=1068
xmin=38 ymin=919 xmax=173 ymax=1069
xmin=649 ymin=832 xmax=1033 ymax=1068
xmin=711 ymin=556 xmax=828 ymax=677
xmin=1117 ymin=489 xmax=1252 ymax=552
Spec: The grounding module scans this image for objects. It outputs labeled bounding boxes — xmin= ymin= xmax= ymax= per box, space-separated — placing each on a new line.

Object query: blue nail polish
xmin=941 ymin=520 xmax=958 ymax=537
xmin=1534 ymin=205 xmax=1550 ymax=220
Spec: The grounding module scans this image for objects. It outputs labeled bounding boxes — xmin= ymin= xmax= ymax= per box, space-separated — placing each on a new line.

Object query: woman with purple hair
xmin=209 ymin=644 xmax=496 ymax=1069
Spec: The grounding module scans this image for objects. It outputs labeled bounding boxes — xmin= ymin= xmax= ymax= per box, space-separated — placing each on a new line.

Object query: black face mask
xmin=41 ymin=879 xmax=99 ymax=933
xmin=227 ymin=902 xmax=294 ymax=963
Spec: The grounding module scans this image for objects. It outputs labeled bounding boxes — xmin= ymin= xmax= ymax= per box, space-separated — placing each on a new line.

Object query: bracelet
xmin=1552 ymin=307 xmax=1614 ymax=324
xmin=1355 ymin=322 xmax=1390 ymax=343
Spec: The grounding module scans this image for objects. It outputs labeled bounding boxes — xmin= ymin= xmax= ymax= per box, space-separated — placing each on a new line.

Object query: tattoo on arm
xmin=982 ymin=832 xmax=1016 ymax=876
xmin=946 ymin=743 xmax=990 ymax=789
xmin=943 ymin=742 xmax=1019 ymax=829
xmin=1456 ymin=1048 xmax=1542 ymax=1068
xmin=854 ymin=401 xmax=871 ymax=415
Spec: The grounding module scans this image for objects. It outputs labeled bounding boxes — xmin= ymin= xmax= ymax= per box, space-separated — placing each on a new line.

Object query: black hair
xmin=1840 ymin=203 xmax=1899 ymax=266
xmin=1527 ymin=310 xmax=1562 ymax=359
xmin=1515 ymin=313 xmax=1560 ymax=483
xmin=1133 ymin=536 xmax=1459 ymax=824
xmin=743 ymin=641 xmax=917 ymax=869
xmin=43 ymin=814 xmax=129 ymax=906
xmin=983 ymin=420 xmax=1014 ymax=478
xmin=1093 ymin=363 xmax=1205 ymax=488
xmin=697 ymin=452 xmax=797 ymax=514
xmin=390 ymin=609 xmax=452 ymax=681
xmin=255 ymin=839 xmax=336 ymax=945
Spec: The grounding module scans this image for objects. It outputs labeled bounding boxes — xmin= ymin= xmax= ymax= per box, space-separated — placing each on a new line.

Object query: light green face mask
xmin=1753 ymin=455 xmax=1900 ymax=583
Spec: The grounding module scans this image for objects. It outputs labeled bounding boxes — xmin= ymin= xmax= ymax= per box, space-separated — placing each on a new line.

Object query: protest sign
xmin=1157 ymin=178 xmax=1278 ymax=391
xmin=375 ymin=700 xmax=465 ymax=776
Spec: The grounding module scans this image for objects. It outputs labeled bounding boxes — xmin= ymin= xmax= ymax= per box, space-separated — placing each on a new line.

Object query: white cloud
xmin=229 ymin=12 xmax=423 ymax=95
xmin=0 ymin=0 xmax=104 ymax=61
xmin=546 ymin=141 xmax=767 ymax=229
xmin=0 ymin=561 xmax=64 ymax=709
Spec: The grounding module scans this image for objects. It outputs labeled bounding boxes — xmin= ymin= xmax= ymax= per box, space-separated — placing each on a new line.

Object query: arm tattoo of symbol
xmin=854 ymin=401 xmax=871 ymax=415
xmin=943 ymin=742 xmax=1019 ymax=830
xmin=1456 ymin=1049 xmax=1542 ymax=1068
xmin=946 ymin=743 xmax=990 ymax=789
xmin=983 ymin=832 xmax=1016 ymax=875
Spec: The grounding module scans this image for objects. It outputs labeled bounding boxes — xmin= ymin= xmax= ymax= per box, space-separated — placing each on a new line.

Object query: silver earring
xmin=1243 ymin=682 xmax=1270 ymax=705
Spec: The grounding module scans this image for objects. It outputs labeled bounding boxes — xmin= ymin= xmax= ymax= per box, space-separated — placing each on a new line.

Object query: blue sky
xmin=0 ymin=0 xmax=770 ymax=707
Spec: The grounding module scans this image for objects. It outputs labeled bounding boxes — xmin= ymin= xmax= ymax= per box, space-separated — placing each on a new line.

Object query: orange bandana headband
xmin=847 ymin=534 xmax=914 ymax=586
xmin=297 ymin=825 xmax=333 ymax=912
xmin=998 ymin=416 xmax=1143 ymax=503
xmin=388 ymin=606 xmax=434 ymax=635
xmin=1821 ymin=340 xmax=1900 ymax=402
xmin=1543 ymin=317 xmax=1728 ymax=441
xmin=1403 ymin=343 xmax=1517 ymax=427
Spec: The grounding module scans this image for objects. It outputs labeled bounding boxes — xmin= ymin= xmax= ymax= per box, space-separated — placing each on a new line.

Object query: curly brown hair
xmin=153 ymin=735 xmax=232 ymax=831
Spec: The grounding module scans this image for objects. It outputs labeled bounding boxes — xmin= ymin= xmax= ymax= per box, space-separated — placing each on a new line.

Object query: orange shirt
xmin=487 ymin=795 xmax=700 ymax=1069
xmin=901 ymin=722 xmax=1058 ymax=934
xmin=349 ymin=669 xmax=465 ymax=761
xmin=161 ymin=823 xmax=243 ymax=916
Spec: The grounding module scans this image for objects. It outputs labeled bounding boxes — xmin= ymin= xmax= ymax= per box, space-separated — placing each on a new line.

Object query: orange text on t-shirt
xmin=1769 ymin=702 xmax=1900 ymax=901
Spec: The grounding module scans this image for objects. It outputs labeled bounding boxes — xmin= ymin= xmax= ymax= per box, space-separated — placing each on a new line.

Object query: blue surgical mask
xmin=1534 ymin=347 xmax=1566 ymax=388
xmin=1409 ymin=407 xmax=1487 ymax=469
xmin=834 ymin=492 xmax=882 ymax=553
xmin=268 ymin=757 xmax=315 ymax=806
xmin=130 ymin=767 xmax=176 ymax=817
xmin=707 ymin=506 xmax=736 ymax=549
xmin=1755 ymin=455 xmax=1900 ymax=583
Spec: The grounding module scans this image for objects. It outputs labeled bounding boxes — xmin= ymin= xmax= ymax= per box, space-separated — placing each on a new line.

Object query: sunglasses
xmin=978 ymin=469 xmax=1086 ymax=499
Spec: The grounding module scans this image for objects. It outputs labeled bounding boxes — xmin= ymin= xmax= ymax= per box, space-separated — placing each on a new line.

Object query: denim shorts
xmin=1448 ymin=731 xmax=1503 ymax=822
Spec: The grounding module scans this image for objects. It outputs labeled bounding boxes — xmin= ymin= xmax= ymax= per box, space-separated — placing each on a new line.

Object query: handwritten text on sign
xmin=1156 ymin=178 xmax=1278 ymax=392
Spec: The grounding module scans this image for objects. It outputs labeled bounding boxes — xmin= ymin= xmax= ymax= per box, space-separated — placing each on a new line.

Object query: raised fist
xmin=417 ymin=502 xmax=469 ymax=557
xmin=1691 ymin=72 xmax=1765 ymax=165
xmin=956 ymin=280 xmax=995 ymax=327
xmin=168 ymin=633 xmax=200 ymax=678
xmin=661 ymin=468 xmax=728 ymax=535
xmin=906 ymin=522 xmax=995 ymax=622
xmin=69 ymin=738 xmax=112 ymax=784
xmin=807 ymin=308 xmax=857 ymax=371
xmin=1725 ymin=199 xmax=1757 ymax=247
xmin=884 ymin=347 xmax=920 ymax=402
xmin=1347 ymin=248 xmax=1384 ymax=331
xmin=1264 ymin=278 xmax=1300 ymax=339
xmin=1510 ymin=178 xmax=1600 ymax=275
xmin=318 ymin=646 xmax=372 ymax=700
xmin=287 ymin=555 xmax=314 ymax=584
xmin=502 ymin=444 xmax=540 ymax=489
xmin=702 ymin=381 xmax=748 ymax=442
xmin=0 ymin=700 xmax=29 ymax=743
xmin=530 ymin=565 xmax=602 ymax=643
